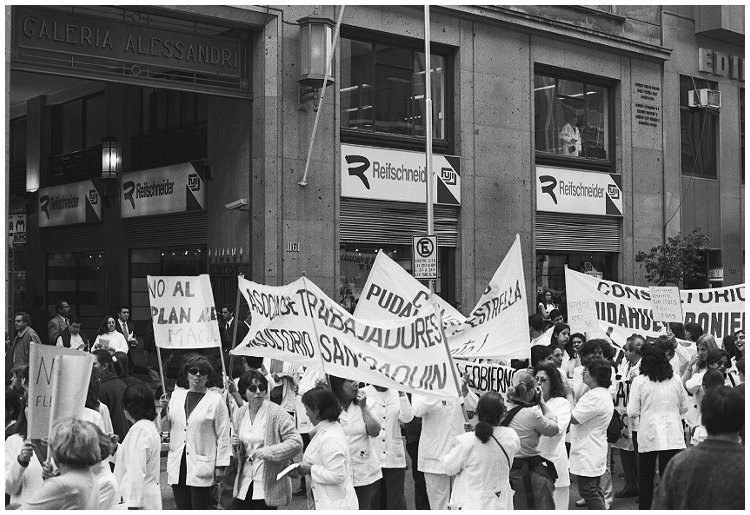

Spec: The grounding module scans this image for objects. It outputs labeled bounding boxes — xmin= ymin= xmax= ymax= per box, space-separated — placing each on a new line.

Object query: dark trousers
xmin=638 ymin=449 xmax=681 ymax=510
xmin=577 ymin=475 xmax=605 ymax=510
xmin=217 ymin=454 xmax=239 ymax=509
xmin=619 ymin=448 xmax=639 ymax=493
xmin=354 ymin=480 xmax=381 ymax=510
xmin=172 ymin=450 xmax=212 ymax=510
xmin=371 ymin=467 xmax=407 ymax=509
xmin=405 ymin=441 xmax=430 ymax=510
xmin=508 ymin=458 xmax=555 ymax=510
xmin=231 ymin=483 xmax=277 ymax=510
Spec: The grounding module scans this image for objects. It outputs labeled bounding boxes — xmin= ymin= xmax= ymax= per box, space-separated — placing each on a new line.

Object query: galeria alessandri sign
xmin=15 ymin=6 xmax=241 ymax=78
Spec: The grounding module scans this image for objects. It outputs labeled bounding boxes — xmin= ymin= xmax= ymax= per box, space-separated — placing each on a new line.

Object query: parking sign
xmin=412 ymin=235 xmax=438 ymax=280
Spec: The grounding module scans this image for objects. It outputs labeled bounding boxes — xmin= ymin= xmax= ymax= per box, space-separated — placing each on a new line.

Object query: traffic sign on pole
xmin=412 ymin=235 xmax=438 ymax=280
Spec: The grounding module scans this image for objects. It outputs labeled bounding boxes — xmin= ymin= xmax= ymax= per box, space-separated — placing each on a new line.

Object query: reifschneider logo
xmin=539 ymin=175 xmax=558 ymax=204
xmin=346 ymin=155 xmax=371 ymax=189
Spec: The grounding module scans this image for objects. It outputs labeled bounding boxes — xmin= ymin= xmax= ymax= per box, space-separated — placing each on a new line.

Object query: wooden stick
xmin=228 ymin=273 xmax=245 ymax=376
xmin=431 ymin=297 xmax=469 ymax=423
xmin=156 ymin=345 xmax=167 ymax=400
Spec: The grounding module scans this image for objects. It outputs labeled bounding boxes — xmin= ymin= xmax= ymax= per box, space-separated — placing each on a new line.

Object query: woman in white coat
xmin=534 ymin=363 xmax=572 ymax=510
xmin=442 ymin=392 xmax=520 ymax=510
xmin=160 ymin=354 xmax=231 ymax=510
xmin=294 ymin=387 xmax=358 ymax=510
xmin=361 ymin=384 xmax=414 ymax=509
xmin=115 ymin=383 xmax=162 ymax=509
xmin=627 ymin=342 xmax=688 ymax=510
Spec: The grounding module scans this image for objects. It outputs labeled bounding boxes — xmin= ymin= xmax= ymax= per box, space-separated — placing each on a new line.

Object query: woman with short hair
xmin=442 ymin=392 xmax=520 ymax=509
xmin=22 ymin=418 xmax=101 ymax=509
xmin=230 ymin=369 xmax=302 ymax=509
xmin=294 ymin=387 xmax=359 ymax=510
xmin=627 ymin=343 xmax=688 ymax=509
xmin=160 ymin=354 xmax=231 ymax=510
xmin=92 ymin=349 xmax=129 ymax=441
xmin=115 ymin=382 xmax=162 ymax=510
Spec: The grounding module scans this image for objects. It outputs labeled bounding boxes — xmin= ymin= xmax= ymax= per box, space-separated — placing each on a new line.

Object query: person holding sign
xmin=229 ymin=369 xmax=302 ymax=509
xmin=92 ymin=315 xmax=130 ymax=355
xmin=160 ymin=354 xmax=231 ymax=510
xmin=329 ymin=376 xmax=382 ymax=510
xmin=5 ymin=407 xmax=43 ymax=506
xmin=293 ymin=387 xmax=359 ymax=510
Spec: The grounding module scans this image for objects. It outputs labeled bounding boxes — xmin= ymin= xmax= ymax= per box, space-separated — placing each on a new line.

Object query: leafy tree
xmin=635 ymin=229 xmax=710 ymax=287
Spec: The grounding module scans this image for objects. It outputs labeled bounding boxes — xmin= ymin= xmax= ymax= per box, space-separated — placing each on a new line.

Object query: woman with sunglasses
xmin=160 ymin=354 xmax=231 ymax=510
xmin=329 ymin=375 xmax=382 ymax=509
xmin=229 ymin=369 xmax=302 ymax=509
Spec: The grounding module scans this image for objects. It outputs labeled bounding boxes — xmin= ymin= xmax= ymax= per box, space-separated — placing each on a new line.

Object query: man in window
xmin=560 ymin=113 xmax=581 ymax=156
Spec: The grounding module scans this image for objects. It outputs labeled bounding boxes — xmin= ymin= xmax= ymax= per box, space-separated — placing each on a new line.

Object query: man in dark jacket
xmin=55 ymin=315 xmax=90 ymax=350
xmin=93 ymin=349 xmax=131 ymax=441
xmin=653 ymin=386 xmax=744 ymax=509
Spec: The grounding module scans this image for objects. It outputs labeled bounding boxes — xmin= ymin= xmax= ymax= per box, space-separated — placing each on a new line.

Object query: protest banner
xmin=354 ymin=249 xmax=465 ymax=336
xmin=567 ymin=298 xmax=598 ymax=335
xmin=565 ymin=268 xmax=745 ymax=344
xmin=232 ymin=276 xmax=462 ymax=399
xmin=610 ymin=379 xmax=633 ymax=451
xmin=449 ymin=234 xmax=531 ymax=359
xmin=455 ymin=359 xmax=518 ymax=398
xmin=28 ymin=344 xmax=89 ymax=439
xmin=649 ymin=286 xmax=683 ymax=323
xmin=48 ymin=353 xmax=94 ymax=438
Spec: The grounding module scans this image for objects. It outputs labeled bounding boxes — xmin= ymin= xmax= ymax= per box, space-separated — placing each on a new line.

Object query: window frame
xmin=339 ymin=27 xmax=454 ymax=154
xmin=50 ymin=91 xmax=106 ymax=156
xmin=679 ymin=75 xmax=719 ymax=179
xmin=533 ymin=65 xmax=617 ymax=172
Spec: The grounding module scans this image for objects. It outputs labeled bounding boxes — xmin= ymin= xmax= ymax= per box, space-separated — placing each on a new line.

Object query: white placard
xmin=412 ymin=235 xmax=438 ymax=280
xmin=649 ymin=286 xmax=683 ymax=323
xmin=567 ymin=298 xmax=598 ymax=335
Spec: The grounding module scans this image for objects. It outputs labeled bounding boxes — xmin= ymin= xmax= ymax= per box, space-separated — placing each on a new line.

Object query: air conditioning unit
xmin=688 ymin=88 xmax=721 ymax=109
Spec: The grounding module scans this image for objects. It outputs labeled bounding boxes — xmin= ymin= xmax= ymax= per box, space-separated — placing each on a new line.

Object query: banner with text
xmin=232 ymin=276 xmax=461 ymax=399
xmin=121 ymin=162 xmax=205 ymax=218
xmin=611 ymin=379 xmax=633 ymax=451
xmin=28 ymin=345 xmax=90 ymax=439
xmin=354 ymin=250 xmax=466 ymax=337
xmin=449 ymin=235 xmax=531 ymax=359
xmin=456 ymin=359 xmax=518 ymax=398
xmin=38 ymin=180 xmax=102 ymax=228
xmin=147 ymin=275 xmax=222 ymax=349
xmin=564 ymin=268 xmax=745 ymax=343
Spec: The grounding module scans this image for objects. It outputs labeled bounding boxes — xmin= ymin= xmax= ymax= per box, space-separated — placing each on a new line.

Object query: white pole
xmin=424 ymin=5 xmax=435 ymax=293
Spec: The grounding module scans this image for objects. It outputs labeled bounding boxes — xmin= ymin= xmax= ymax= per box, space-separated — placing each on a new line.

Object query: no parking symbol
xmin=412 ymin=235 xmax=438 ymax=280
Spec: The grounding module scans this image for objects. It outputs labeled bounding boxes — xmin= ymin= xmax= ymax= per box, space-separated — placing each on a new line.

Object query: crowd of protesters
xmin=5 ymin=292 xmax=745 ymax=510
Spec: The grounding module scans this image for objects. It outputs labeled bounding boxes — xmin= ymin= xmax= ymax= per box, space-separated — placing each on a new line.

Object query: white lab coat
xmin=442 ymin=426 xmax=520 ymax=510
xmin=361 ymin=386 xmax=414 ymax=468
xmin=537 ymin=396 xmax=572 ymax=487
xmin=303 ymin=420 xmax=359 ymax=510
xmin=163 ymin=388 xmax=231 ymax=487
xmin=570 ymin=386 xmax=614 ymax=477
xmin=115 ymin=418 xmax=163 ymax=509
xmin=5 ymin=433 xmax=44 ymax=506
xmin=627 ymin=374 xmax=687 ymax=453
xmin=412 ymin=391 xmax=478 ymax=474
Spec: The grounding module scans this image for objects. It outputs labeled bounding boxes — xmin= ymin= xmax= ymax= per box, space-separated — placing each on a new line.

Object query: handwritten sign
xmin=649 ymin=286 xmax=683 ymax=323
xmin=567 ymin=298 xmax=598 ymax=335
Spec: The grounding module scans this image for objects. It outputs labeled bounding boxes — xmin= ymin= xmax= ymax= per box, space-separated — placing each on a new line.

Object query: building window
xmin=679 ymin=75 xmax=718 ymax=178
xmin=340 ymin=37 xmax=446 ymax=145
xmin=51 ymin=93 xmax=106 ymax=156
xmin=47 ymin=251 xmax=106 ymax=337
xmin=10 ymin=117 xmax=26 ymax=195
xmin=534 ymin=73 xmax=611 ymax=161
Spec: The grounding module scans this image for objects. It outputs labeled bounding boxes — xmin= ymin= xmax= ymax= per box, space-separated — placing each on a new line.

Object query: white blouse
xmin=537 ymin=396 xmax=572 ymax=487
xmin=338 ymin=403 xmax=383 ymax=487
xmin=237 ymin=402 xmax=268 ymax=500
xmin=114 ymin=418 xmax=162 ymax=510
xmin=93 ymin=330 xmax=129 ymax=354
xmin=361 ymin=386 xmax=413 ymax=468
xmin=569 ymin=386 xmax=614 ymax=477
xmin=627 ymin=374 xmax=688 ymax=453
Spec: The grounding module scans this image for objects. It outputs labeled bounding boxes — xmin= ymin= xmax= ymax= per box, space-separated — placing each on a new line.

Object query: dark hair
xmin=301 ymin=387 xmax=341 ymax=422
xmin=531 ymin=345 xmax=553 ymax=368
xmin=118 ymin=305 xmax=131 ymax=314
xmin=237 ymin=369 xmax=269 ymax=401
xmin=533 ymin=363 xmax=567 ymax=399
xmin=243 ymin=355 xmax=264 ymax=370
xmin=474 ymin=392 xmax=506 ymax=443
xmin=706 ymin=348 xmax=730 ymax=368
xmin=723 ymin=335 xmax=739 ymax=359
xmin=701 ymin=386 xmax=744 ymax=435
xmin=94 ymin=349 xmax=114 ymax=370
xmin=586 ymin=359 xmax=612 ymax=388
xmin=112 ymin=351 xmax=129 ymax=378
xmin=6 ymin=388 xmax=23 ymax=424
xmin=551 ymin=322 xmax=570 ymax=347
xmin=68 ymin=315 xmax=82 ymax=325
xmin=184 ymin=353 xmax=213 ymax=376
xmin=93 ymin=423 xmax=116 ymax=461
xmin=221 ymin=304 xmax=234 ymax=314
xmin=11 ymin=364 xmax=29 ymax=383
xmin=14 ymin=312 xmax=30 ymax=324
xmin=5 ymin=396 xmax=28 ymax=440
xmin=123 ymin=383 xmax=157 ymax=421
xmin=656 ymin=334 xmax=676 ymax=360
xmin=566 ymin=333 xmax=585 ymax=359
xmin=97 ymin=315 xmax=117 ymax=335
xmin=684 ymin=322 xmax=704 ymax=342
xmin=638 ymin=343 xmax=674 ymax=382
xmin=85 ymin=370 xmax=101 ymax=410
xmin=669 ymin=322 xmax=686 ymax=340
xmin=55 ymin=300 xmax=68 ymax=314
xmin=329 ymin=375 xmax=359 ymax=406
xmin=702 ymin=369 xmax=725 ymax=391
xmin=737 ymin=357 xmax=745 ymax=375
xmin=528 ymin=314 xmax=545 ymax=332
xmin=598 ymin=338 xmax=617 ymax=362
xmin=579 ymin=339 xmax=604 ymax=360
xmin=548 ymin=309 xmax=562 ymax=321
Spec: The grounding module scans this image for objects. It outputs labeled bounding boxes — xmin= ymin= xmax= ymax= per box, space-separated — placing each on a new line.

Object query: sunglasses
xmin=247 ymin=383 xmax=268 ymax=393
xmin=187 ymin=368 xmax=208 ymax=376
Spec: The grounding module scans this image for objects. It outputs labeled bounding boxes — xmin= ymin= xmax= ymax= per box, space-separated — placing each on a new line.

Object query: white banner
xmin=341 ymin=143 xmax=461 ymax=205
xmin=449 ymin=235 xmax=531 ymax=359
xmin=353 ymin=250 xmax=465 ymax=336
xmin=48 ymin=354 xmax=94 ymax=437
xmin=232 ymin=276 xmax=461 ymax=399
xmin=611 ymin=379 xmax=633 ymax=451
xmin=147 ymin=275 xmax=222 ymax=349
xmin=455 ymin=359 xmax=518 ymax=398
xmin=28 ymin=345 xmax=90 ymax=439
xmin=564 ymin=268 xmax=746 ymax=343
xmin=38 ymin=180 xmax=102 ymax=227
xmin=121 ymin=162 xmax=205 ymax=218
xmin=536 ymin=166 xmax=622 ymax=216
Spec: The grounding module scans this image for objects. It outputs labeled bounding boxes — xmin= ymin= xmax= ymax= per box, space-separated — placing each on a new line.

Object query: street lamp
xmin=101 ymin=136 xmax=120 ymax=179
xmin=298 ymin=16 xmax=335 ymax=111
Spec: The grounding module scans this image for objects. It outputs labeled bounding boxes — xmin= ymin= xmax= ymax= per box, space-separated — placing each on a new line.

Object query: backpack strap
xmin=500 ymin=405 xmax=524 ymax=427
xmin=491 ymin=434 xmax=512 ymax=468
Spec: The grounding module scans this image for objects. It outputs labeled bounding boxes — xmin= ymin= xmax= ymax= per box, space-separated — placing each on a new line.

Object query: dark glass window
xmin=534 ymin=74 xmax=611 ymax=161
xmin=140 ymin=89 xmax=207 ymax=136
xmin=47 ymin=251 xmax=106 ymax=336
xmin=741 ymin=88 xmax=745 ymax=184
xmin=51 ymin=93 xmax=105 ymax=155
xmin=341 ymin=38 xmax=445 ymax=140
xmin=9 ymin=117 xmax=26 ymax=195
xmin=679 ymin=75 xmax=718 ymax=178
